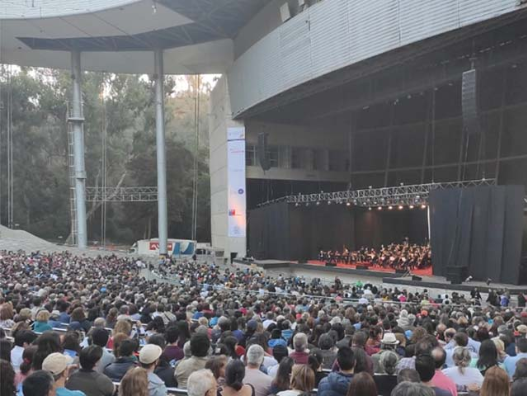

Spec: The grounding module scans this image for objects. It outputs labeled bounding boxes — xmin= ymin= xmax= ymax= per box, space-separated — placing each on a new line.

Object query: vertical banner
xmin=227 ymin=127 xmax=246 ymax=238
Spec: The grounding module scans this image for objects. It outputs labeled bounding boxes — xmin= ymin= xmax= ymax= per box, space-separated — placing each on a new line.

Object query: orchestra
xmin=318 ymin=242 xmax=431 ymax=271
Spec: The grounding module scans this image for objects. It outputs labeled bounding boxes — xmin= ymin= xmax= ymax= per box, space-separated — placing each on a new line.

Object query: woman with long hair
xmin=119 ymin=367 xmax=149 ymax=396
xmin=32 ymin=332 xmax=62 ymax=370
xmin=278 ymin=364 xmax=315 ymax=396
xmin=308 ymin=351 xmax=326 ymax=388
xmin=206 ymin=355 xmax=228 ymax=387
xmin=480 ymin=366 xmax=510 ymax=396
xmin=15 ymin=346 xmax=36 ymax=388
xmin=472 ymin=339 xmax=501 ymax=375
xmin=220 ymin=359 xmax=254 ymax=396
xmin=347 ymin=372 xmax=378 ymax=396
xmin=175 ymin=320 xmax=191 ymax=348
xmin=270 ymin=357 xmax=294 ymax=395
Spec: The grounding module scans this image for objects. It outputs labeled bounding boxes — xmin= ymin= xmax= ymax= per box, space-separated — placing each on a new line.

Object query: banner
xmin=227 ymin=127 xmax=246 ymax=238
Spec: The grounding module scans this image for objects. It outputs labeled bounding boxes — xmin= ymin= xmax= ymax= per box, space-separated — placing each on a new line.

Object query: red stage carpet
xmin=307 ymin=260 xmax=433 ymax=276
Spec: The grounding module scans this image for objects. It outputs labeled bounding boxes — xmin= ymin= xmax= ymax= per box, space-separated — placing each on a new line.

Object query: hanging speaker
xmin=258 ymin=132 xmax=271 ymax=171
xmin=462 ymin=69 xmax=480 ymax=135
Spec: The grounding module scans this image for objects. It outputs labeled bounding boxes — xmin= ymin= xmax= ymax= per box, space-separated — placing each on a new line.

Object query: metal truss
xmin=85 ymin=187 xmax=158 ymax=202
xmin=258 ymin=179 xmax=496 ymax=208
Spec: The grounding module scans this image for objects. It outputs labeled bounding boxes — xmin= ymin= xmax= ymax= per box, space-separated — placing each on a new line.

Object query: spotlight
xmin=409 ymin=205 xmax=414 ymax=209
xmin=368 ymin=207 xmax=372 ymax=211
xmin=316 ymin=201 xmax=320 ymax=206
xmin=398 ymin=205 xmax=403 ymax=210
xmin=295 ymin=203 xmax=299 ymax=207
xmin=421 ymin=204 xmax=426 ymax=209
xmin=346 ymin=202 xmax=351 ymax=207
xmin=378 ymin=206 xmax=382 ymax=211
xmin=327 ymin=201 xmax=331 ymax=205
xmin=388 ymin=206 xmax=393 ymax=210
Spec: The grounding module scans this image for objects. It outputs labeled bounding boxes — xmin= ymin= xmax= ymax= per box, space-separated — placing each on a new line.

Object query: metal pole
xmin=70 ymin=51 xmax=88 ymax=249
xmin=154 ymin=49 xmax=168 ymax=256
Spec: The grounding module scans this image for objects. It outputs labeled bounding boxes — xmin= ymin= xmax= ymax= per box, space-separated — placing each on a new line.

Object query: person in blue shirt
xmin=57 ymin=301 xmax=71 ymax=324
xmin=42 ymin=353 xmax=85 ymax=396
xmin=504 ymin=338 xmax=527 ymax=378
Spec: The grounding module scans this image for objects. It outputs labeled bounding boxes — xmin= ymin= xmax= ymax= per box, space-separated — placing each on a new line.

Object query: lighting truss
xmin=85 ymin=187 xmax=158 ymax=202
xmin=259 ymin=179 xmax=496 ymax=208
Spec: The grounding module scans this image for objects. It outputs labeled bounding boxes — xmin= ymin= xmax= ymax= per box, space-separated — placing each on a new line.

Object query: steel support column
xmin=70 ymin=51 xmax=88 ymax=249
xmin=154 ymin=49 xmax=168 ymax=256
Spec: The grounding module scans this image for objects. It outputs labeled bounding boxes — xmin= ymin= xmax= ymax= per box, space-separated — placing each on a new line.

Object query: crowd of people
xmin=318 ymin=243 xmax=432 ymax=271
xmin=0 ymin=249 xmax=527 ymax=396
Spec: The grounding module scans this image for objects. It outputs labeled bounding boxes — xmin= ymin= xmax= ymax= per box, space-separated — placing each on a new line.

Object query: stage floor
xmin=307 ymin=260 xmax=433 ymax=276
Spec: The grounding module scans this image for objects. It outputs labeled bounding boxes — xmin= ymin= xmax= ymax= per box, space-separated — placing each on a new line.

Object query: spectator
xmin=0 ymin=359 xmax=16 ymax=396
xmin=513 ymin=358 xmax=527 ymax=381
xmin=415 ymin=353 xmax=451 ymax=396
xmin=290 ymin=333 xmax=309 ymax=365
xmin=42 ymin=352 xmax=85 ymax=396
xmin=33 ymin=332 xmax=62 ymax=370
xmin=480 ymin=366 xmax=510 ymax=396
xmin=316 ymin=333 xmax=337 ymax=369
xmin=0 ymin=304 xmax=15 ymax=329
xmin=221 ymin=359 xmax=254 ymax=396
xmin=317 ymin=346 xmax=355 ymax=396
xmin=347 ymin=372 xmax=377 ymax=396
xmin=103 ymin=339 xmax=137 ymax=382
xmin=504 ymin=337 xmax=527 ymax=378
xmin=267 ymin=345 xmax=288 ymax=379
xmin=270 ymin=357 xmax=294 ymax=395
xmin=34 ymin=310 xmax=53 ymax=333
xmin=164 ymin=326 xmax=184 ymax=362
xmin=23 ymin=370 xmax=56 ymax=396
xmin=391 ymin=381 xmax=435 ymax=396
xmin=66 ymin=345 xmax=115 ymax=396
xmin=119 ymin=367 xmax=149 ymax=396
xmin=373 ymin=351 xmax=398 ymax=396
xmin=243 ymin=345 xmax=272 ymax=396
xmin=278 ymin=364 xmax=315 ymax=396
xmin=148 ymin=334 xmax=178 ymax=388
xmin=206 ymin=355 xmax=228 ymax=387
xmin=15 ymin=345 xmax=37 ymax=389
xmin=442 ymin=347 xmax=484 ymax=390
xmin=90 ymin=328 xmax=115 ymax=373
xmin=471 ymin=339 xmax=503 ymax=375
xmin=187 ymin=369 xmax=217 ymax=396
xmin=138 ymin=344 xmax=167 ymax=396
xmin=512 ymin=378 xmax=527 ymax=396
xmin=175 ymin=333 xmax=210 ymax=388
xmin=11 ymin=329 xmax=37 ymax=371
xmin=431 ymin=346 xmax=457 ymax=396
xmin=372 ymin=333 xmax=399 ymax=373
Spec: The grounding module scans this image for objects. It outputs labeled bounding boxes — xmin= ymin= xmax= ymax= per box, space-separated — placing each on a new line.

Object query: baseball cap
xmin=42 ymin=353 xmax=73 ymax=376
xmin=139 ymin=344 xmax=163 ymax=365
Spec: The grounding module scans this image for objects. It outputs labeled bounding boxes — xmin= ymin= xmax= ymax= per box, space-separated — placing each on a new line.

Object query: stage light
xmin=388 ymin=206 xmax=393 ymax=210
xmin=421 ymin=204 xmax=426 ymax=209
xmin=295 ymin=203 xmax=299 ymax=207
xmin=346 ymin=202 xmax=351 ymax=207
xmin=377 ymin=206 xmax=382 ymax=210
xmin=368 ymin=207 xmax=372 ymax=211
xmin=409 ymin=205 xmax=414 ymax=209
xmin=316 ymin=201 xmax=320 ymax=206
xmin=398 ymin=205 xmax=403 ymax=210
xmin=327 ymin=201 xmax=331 ymax=205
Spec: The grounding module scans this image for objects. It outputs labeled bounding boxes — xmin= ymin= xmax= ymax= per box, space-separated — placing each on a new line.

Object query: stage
xmin=306 ymin=260 xmax=433 ymax=277
xmin=235 ymin=258 xmax=526 ymax=295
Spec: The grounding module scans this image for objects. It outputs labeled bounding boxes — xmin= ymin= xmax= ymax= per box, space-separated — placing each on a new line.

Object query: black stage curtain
xmin=248 ymin=202 xmax=290 ymax=260
xmin=429 ymin=185 xmax=524 ymax=284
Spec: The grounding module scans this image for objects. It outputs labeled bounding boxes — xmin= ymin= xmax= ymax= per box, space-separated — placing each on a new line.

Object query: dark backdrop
xmin=429 ymin=185 xmax=524 ymax=284
xmin=248 ymin=203 xmax=427 ymax=261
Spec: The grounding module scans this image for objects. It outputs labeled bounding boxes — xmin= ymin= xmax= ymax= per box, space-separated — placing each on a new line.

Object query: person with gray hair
xmin=373 ymin=351 xmax=399 ymax=395
xmin=290 ymin=333 xmax=309 ymax=364
xmin=442 ymin=347 xmax=484 ymax=389
xmin=187 ymin=369 xmax=217 ymax=396
xmin=391 ymin=381 xmax=435 ymax=396
xmin=243 ymin=345 xmax=272 ymax=396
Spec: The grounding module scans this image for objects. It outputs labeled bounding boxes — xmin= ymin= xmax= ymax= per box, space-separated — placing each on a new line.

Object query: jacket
xmin=147 ymin=371 xmax=167 ymax=396
xmin=103 ymin=357 xmax=136 ymax=382
xmin=317 ymin=371 xmax=353 ymax=396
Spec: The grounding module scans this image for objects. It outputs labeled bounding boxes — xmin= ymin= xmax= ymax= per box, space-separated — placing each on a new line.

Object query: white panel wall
xmin=209 ymin=76 xmax=246 ymax=259
xmin=229 ymin=0 xmax=522 ymax=117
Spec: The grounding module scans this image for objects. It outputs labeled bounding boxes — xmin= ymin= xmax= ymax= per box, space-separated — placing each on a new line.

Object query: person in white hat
xmin=42 ymin=352 xmax=85 ymax=396
xmin=139 ymin=344 xmax=167 ymax=396
xmin=372 ymin=333 xmax=400 ymax=373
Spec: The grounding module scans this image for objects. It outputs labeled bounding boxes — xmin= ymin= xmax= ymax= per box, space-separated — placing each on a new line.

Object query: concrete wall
xmin=209 ymin=76 xmax=246 ymax=259
xmin=228 ymin=0 xmax=524 ymax=117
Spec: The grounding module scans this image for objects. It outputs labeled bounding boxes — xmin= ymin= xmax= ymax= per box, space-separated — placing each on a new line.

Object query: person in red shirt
xmin=289 ymin=333 xmax=309 ymax=364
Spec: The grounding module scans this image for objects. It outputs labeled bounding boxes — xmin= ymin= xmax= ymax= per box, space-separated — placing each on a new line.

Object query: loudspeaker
xmin=356 ymin=265 xmax=369 ymax=270
xmin=258 ymin=132 xmax=271 ymax=171
xmin=325 ymin=262 xmax=336 ymax=267
xmin=462 ymin=69 xmax=480 ymax=135
xmin=411 ymin=275 xmax=422 ymax=281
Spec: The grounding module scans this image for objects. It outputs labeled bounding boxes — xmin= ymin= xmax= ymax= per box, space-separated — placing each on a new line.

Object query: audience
xmin=65 ymin=345 xmax=115 ymax=396
xmin=119 ymin=367 xmax=149 ymax=396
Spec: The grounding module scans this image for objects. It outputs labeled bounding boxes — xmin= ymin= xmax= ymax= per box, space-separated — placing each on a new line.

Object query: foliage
xmin=0 ymin=68 xmax=211 ymax=244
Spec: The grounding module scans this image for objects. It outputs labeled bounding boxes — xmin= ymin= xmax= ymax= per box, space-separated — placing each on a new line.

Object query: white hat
xmin=42 ymin=353 xmax=73 ymax=376
xmin=139 ymin=344 xmax=163 ymax=365
xmin=380 ymin=333 xmax=399 ymax=345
